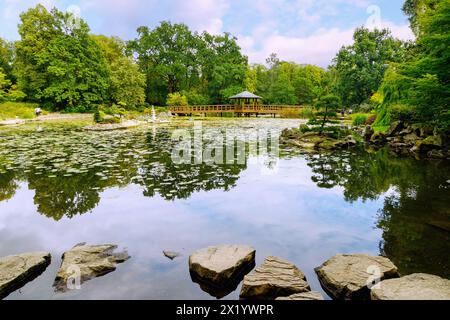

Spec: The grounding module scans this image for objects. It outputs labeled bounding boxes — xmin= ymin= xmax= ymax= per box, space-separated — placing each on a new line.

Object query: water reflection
xmin=301 ymin=147 xmax=450 ymax=278
xmin=0 ymin=120 xmax=449 ymax=296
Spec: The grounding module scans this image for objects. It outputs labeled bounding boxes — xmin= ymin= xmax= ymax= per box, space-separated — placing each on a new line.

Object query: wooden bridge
xmin=169 ymin=104 xmax=303 ymax=116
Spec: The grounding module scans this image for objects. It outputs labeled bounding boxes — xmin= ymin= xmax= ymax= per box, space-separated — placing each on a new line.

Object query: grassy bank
xmin=0 ymin=102 xmax=41 ymax=120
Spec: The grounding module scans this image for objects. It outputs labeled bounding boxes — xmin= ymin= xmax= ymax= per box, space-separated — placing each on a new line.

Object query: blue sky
xmin=0 ymin=0 xmax=413 ymax=67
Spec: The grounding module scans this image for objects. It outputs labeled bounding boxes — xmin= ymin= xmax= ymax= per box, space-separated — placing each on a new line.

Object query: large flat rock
xmin=315 ymin=253 xmax=399 ymax=300
xmin=371 ymin=273 xmax=450 ymax=300
xmin=276 ymin=291 xmax=324 ymax=300
xmin=54 ymin=243 xmax=130 ymax=292
xmin=240 ymin=256 xmax=311 ymax=299
xmin=189 ymin=244 xmax=255 ymax=291
xmin=0 ymin=252 xmax=51 ymax=299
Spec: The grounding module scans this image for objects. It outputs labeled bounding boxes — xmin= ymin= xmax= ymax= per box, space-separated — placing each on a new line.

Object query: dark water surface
xmin=0 ymin=119 xmax=449 ymax=299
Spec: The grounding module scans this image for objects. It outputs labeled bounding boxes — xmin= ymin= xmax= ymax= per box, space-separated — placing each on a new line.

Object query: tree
xmin=332 ymin=27 xmax=405 ymax=108
xmin=166 ymin=92 xmax=188 ymax=106
xmin=0 ymin=38 xmax=14 ymax=83
xmin=0 ymin=68 xmax=11 ymax=101
xmin=14 ymin=5 xmax=109 ymax=111
xmin=92 ymin=35 xmax=145 ymax=108
xmin=315 ymin=94 xmax=341 ymax=134
xmin=376 ymin=0 xmax=450 ymax=129
xmin=128 ymin=22 xmax=200 ymax=105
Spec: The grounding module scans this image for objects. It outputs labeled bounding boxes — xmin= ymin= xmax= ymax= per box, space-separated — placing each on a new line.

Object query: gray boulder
xmin=0 ymin=252 xmax=51 ymax=299
xmin=315 ymin=253 xmax=399 ymax=300
xmin=54 ymin=244 xmax=130 ymax=292
xmin=371 ymin=273 xmax=450 ymax=300
xmin=240 ymin=256 xmax=310 ymax=299
xmin=189 ymin=244 xmax=255 ymax=288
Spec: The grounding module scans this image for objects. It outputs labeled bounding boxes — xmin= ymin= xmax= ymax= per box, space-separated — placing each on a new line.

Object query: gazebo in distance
xmin=229 ymin=91 xmax=263 ymax=108
xmin=169 ymin=90 xmax=302 ymax=117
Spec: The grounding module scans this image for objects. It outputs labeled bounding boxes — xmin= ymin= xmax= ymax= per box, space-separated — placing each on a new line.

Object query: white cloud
xmin=172 ymin=0 xmax=229 ymax=34
xmin=242 ymin=20 xmax=414 ymax=68
xmin=244 ymin=27 xmax=355 ymax=67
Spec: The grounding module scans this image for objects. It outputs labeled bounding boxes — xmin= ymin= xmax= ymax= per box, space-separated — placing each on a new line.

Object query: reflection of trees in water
xmin=0 ymin=128 xmax=247 ymax=220
xmin=0 ymin=170 xmax=18 ymax=202
xmin=303 ymin=147 xmax=450 ymax=278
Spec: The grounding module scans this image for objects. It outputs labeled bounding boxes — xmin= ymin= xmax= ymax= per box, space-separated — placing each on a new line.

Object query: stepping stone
xmin=53 ymin=244 xmax=130 ymax=292
xmin=315 ymin=253 xmax=399 ymax=300
xmin=240 ymin=256 xmax=311 ymax=299
xmin=371 ymin=273 xmax=450 ymax=300
xmin=189 ymin=245 xmax=256 ymax=288
xmin=0 ymin=252 xmax=51 ymax=299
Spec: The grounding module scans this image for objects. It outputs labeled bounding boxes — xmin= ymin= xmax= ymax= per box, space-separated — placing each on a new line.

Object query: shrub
xmin=167 ymin=92 xmax=188 ymax=106
xmin=352 ymin=114 xmax=368 ymax=126
xmin=93 ymin=110 xmax=106 ymax=123
xmin=0 ymin=102 xmax=39 ymax=120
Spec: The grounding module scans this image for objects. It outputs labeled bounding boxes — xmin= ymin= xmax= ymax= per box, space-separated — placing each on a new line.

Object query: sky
xmin=0 ymin=0 xmax=414 ymax=68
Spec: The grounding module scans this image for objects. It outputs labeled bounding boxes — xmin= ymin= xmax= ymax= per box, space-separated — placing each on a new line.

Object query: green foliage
xmin=93 ymin=109 xmax=105 ymax=123
xmin=250 ymin=59 xmax=329 ymax=105
xmin=92 ymin=35 xmax=145 ymax=108
xmin=332 ymin=27 xmax=406 ymax=108
xmin=181 ymin=89 xmax=210 ymax=105
xmin=128 ymin=22 xmax=247 ymax=105
xmin=376 ymin=0 xmax=450 ymax=130
xmin=166 ymin=92 xmax=188 ymax=106
xmin=314 ymin=94 xmax=341 ymax=134
xmin=14 ymin=5 xmax=109 ymax=111
xmin=352 ymin=114 xmax=368 ymax=126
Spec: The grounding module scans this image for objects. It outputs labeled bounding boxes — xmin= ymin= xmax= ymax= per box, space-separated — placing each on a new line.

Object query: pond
xmin=0 ymin=119 xmax=449 ymax=299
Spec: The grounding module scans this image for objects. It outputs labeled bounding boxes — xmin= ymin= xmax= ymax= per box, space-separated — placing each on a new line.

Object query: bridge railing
xmin=169 ymin=105 xmax=302 ymax=113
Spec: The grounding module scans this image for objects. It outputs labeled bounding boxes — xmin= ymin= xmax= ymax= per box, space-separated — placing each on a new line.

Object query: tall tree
xmin=376 ymin=0 xmax=450 ymax=129
xmin=14 ymin=5 xmax=109 ymax=111
xmin=92 ymin=35 xmax=145 ymax=108
xmin=0 ymin=38 xmax=14 ymax=83
xmin=332 ymin=27 xmax=405 ymax=108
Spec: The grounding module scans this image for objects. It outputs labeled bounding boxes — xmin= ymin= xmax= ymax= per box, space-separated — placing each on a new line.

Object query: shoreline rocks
xmin=314 ymin=253 xmax=399 ymax=300
xmin=240 ymin=256 xmax=311 ymax=300
xmin=281 ymin=128 xmax=358 ymax=152
xmin=53 ymin=243 xmax=130 ymax=292
xmin=371 ymin=273 xmax=450 ymax=300
xmin=0 ymin=252 xmax=51 ymax=299
xmin=361 ymin=121 xmax=450 ymax=159
xmin=189 ymin=245 xmax=255 ymax=298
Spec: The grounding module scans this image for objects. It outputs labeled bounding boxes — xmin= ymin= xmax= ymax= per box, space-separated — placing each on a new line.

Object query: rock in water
xmin=163 ymin=251 xmax=181 ymax=260
xmin=189 ymin=245 xmax=255 ymax=289
xmin=314 ymin=253 xmax=399 ymax=300
xmin=276 ymin=291 xmax=324 ymax=300
xmin=371 ymin=273 xmax=450 ymax=300
xmin=0 ymin=252 xmax=51 ymax=299
xmin=240 ymin=256 xmax=310 ymax=299
xmin=54 ymin=244 xmax=130 ymax=292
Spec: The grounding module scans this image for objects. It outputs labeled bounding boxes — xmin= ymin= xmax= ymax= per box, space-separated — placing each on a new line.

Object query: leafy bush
xmin=167 ymin=92 xmax=188 ymax=106
xmin=93 ymin=110 xmax=106 ymax=123
xmin=299 ymin=106 xmax=315 ymax=119
xmin=352 ymin=114 xmax=368 ymax=126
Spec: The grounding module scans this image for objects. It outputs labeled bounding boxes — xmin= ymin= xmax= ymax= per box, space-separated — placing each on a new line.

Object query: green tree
xmin=0 ymin=38 xmax=14 ymax=83
xmin=14 ymin=5 xmax=109 ymax=111
xmin=167 ymin=92 xmax=188 ymax=106
xmin=332 ymin=27 xmax=405 ymax=108
xmin=92 ymin=35 xmax=145 ymax=108
xmin=315 ymin=94 xmax=341 ymax=134
xmin=376 ymin=0 xmax=450 ymax=129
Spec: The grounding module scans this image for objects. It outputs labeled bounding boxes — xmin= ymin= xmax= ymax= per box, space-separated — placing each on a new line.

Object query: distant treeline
xmin=0 ymin=1 xmax=448 ymax=129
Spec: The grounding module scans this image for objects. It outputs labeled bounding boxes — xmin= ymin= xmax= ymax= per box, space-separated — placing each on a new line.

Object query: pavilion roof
xmin=229 ymin=91 xmax=262 ymax=99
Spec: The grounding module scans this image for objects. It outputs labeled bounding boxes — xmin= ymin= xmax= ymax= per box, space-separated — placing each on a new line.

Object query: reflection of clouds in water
xmin=0 ymin=155 xmax=384 ymax=299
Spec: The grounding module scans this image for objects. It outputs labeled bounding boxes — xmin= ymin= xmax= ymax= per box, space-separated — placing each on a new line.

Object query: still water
xmin=0 ymin=119 xmax=449 ymax=299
